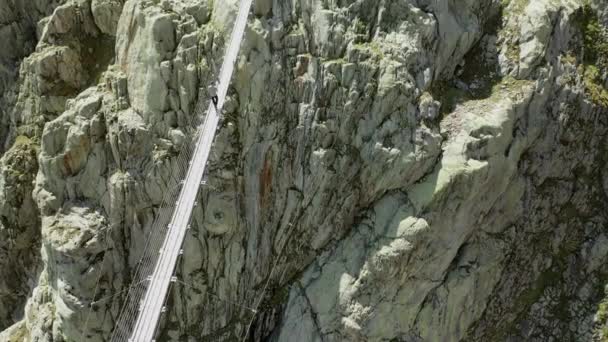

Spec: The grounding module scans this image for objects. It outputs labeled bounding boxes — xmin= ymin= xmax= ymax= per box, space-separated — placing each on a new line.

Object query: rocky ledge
xmin=0 ymin=0 xmax=607 ymax=341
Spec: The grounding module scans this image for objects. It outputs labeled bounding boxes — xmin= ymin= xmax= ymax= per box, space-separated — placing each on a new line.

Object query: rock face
xmin=0 ymin=136 xmax=40 ymax=331
xmin=0 ymin=0 xmax=607 ymax=341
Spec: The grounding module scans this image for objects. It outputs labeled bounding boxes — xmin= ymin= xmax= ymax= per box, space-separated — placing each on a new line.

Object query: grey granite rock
xmin=1 ymin=0 xmax=608 ymax=341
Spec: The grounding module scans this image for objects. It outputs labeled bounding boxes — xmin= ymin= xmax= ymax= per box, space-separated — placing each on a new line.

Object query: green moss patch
xmin=595 ymin=284 xmax=608 ymax=341
xmin=582 ymin=64 xmax=608 ymax=107
xmin=351 ymin=41 xmax=385 ymax=61
xmin=571 ymin=3 xmax=608 ymax=107
xmin=501 ymin=0 xmax=530 ymax=16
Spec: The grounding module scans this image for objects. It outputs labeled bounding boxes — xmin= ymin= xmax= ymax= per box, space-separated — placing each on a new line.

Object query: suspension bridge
xmin=108 ymin=0 xmax=254 ymax=340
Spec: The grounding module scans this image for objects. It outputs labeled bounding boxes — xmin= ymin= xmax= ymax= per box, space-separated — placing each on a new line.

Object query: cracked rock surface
xmin=0 ymin=0 xmax=607 ymax=341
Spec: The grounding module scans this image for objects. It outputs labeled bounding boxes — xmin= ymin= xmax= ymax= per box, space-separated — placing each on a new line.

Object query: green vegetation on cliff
xmin=572 ymin=3 xmax=608 ymax=107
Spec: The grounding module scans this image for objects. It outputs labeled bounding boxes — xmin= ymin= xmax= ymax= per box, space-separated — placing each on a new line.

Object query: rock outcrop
xmin=0 ymin=0 xmax=607 ymax=341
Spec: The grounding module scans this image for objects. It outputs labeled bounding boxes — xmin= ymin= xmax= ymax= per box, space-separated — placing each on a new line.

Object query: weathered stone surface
xmin=91 ymin=0 xmax=124 ymax=36
xmin=0 ymin=0 xmax=66 ymax=152
xmin=0 ymin=136 xmax=40 ymax=331
xmin=1 ymin=0 xmax=608 ymax=341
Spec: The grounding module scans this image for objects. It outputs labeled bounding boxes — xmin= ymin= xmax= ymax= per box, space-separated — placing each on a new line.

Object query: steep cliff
xmin=0 ymin=0 xmax=607 ymax=341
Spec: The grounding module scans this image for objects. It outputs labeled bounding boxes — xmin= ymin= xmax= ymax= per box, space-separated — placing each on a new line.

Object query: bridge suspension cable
xmin=109 ymin=0 xmax=254 ymax=340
